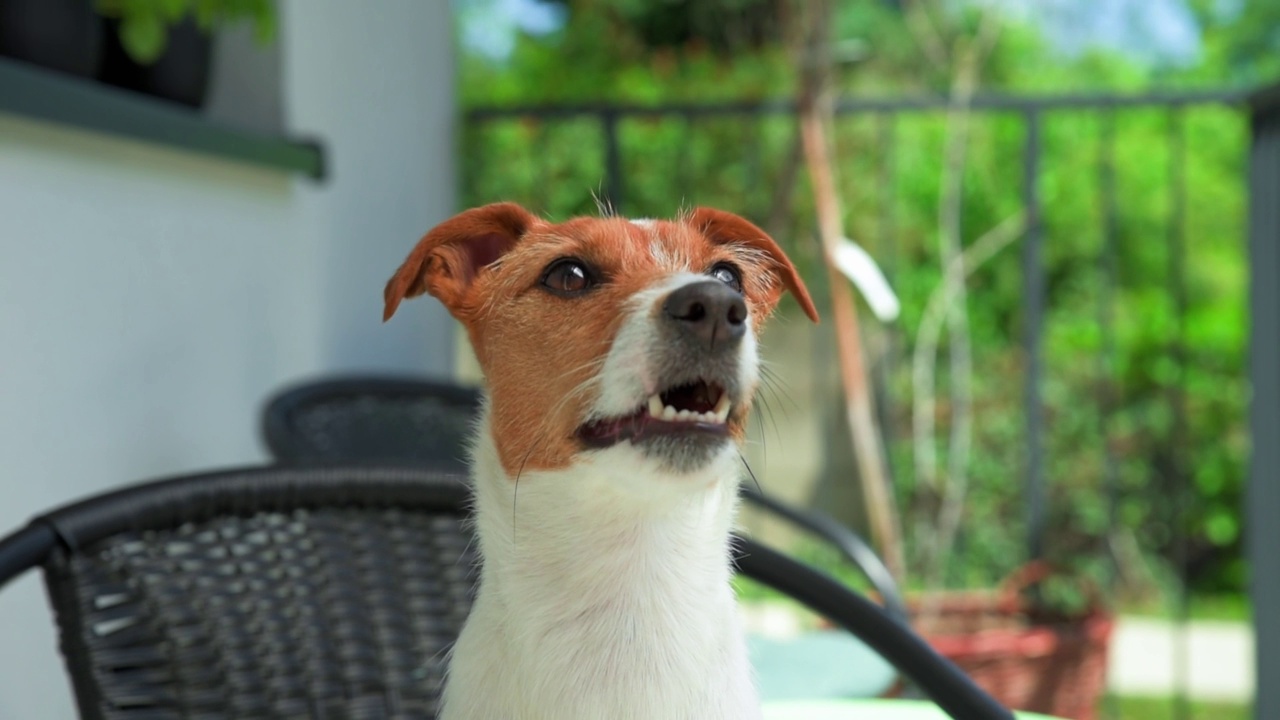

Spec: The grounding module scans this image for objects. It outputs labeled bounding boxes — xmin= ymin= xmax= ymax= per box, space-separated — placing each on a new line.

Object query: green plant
xmin=95 ymin=0 xmax=276 ymax=64
xmin=1102 ymin=694 xmax=1250 ymax=720
xmin=456 ymin=2 xmax=1254 ymax=606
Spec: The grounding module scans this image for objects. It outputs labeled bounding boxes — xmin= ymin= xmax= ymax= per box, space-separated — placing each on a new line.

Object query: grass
xmin=1100 ymin=695 xmax=1251 ymax=720
xmin=1116 ymin=594 xmax=1251 ymax=623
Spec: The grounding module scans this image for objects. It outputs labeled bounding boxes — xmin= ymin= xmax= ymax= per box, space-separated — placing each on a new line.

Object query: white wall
xmin=0 ymin=2 xmax=457 ymax=716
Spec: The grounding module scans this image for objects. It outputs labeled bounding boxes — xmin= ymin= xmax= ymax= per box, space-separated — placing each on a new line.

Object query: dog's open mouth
xmin=577 ymin=379 xmax=732 ymax=448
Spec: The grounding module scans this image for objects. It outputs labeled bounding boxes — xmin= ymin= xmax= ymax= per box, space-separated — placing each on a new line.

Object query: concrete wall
xmin=0 ymin=2 xmax=456 ymax=716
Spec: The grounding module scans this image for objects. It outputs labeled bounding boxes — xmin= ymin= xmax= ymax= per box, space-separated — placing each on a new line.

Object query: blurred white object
xmin=832 ymin=238 xmax=900 ymax=322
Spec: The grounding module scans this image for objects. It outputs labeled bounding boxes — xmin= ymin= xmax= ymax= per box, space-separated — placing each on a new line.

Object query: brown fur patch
xmin=384 ymin=204 xmax=817 ymax=476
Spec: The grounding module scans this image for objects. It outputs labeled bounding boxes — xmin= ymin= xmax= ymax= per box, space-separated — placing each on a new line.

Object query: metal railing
xmin=1247 ymin=83 xmax=1280 ymax=720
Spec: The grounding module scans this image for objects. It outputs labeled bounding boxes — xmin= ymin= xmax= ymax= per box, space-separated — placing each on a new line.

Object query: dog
xmin=383 ymin=203 xmax=817 ymax=720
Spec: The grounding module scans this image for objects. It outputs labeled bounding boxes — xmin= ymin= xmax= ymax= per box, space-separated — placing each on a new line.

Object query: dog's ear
xmin=384 ymin=202 xmax=536 ymax=321
xmin=687 ymin=207 xmax=819 ymax=323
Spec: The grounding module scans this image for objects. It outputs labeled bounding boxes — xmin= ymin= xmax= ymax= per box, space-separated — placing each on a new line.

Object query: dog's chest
xmin=441 ymin=442 xmax=760 ymax=720
xmin=448 ymin=571 xmax=758 ymax=720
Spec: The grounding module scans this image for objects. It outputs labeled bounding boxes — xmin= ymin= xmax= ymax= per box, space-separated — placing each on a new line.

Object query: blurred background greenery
xmin=453 ymin=0 xmax=1275 ymax=618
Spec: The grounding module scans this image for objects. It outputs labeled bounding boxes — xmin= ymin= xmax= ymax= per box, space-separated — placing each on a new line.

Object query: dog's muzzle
xmin=576 ymin=278 xmax=752 ymax=472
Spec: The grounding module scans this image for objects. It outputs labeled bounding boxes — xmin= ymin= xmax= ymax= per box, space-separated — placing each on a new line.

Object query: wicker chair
xmin=259 ymin=375 xmax=908 ymax=622
xmin=262 ymin=377 xmax=481 ymax=475
xmin=0 ymin=465 xmax=1012 ymax=720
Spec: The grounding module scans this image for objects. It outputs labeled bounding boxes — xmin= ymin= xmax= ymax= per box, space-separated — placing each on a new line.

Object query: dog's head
xmin=384 ymin=203 xmax=817 ymax=477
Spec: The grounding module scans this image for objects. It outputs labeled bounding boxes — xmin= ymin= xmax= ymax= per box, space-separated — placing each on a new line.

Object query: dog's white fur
xmin=440 ymin=274 xmax=762 ymax=720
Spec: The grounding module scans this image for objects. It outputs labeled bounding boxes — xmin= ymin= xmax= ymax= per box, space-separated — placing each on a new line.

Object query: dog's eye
xmin=540 ymin=258 xmax=594 ymax=296
xmin=709 ymin=263 xmax=743 ymax=294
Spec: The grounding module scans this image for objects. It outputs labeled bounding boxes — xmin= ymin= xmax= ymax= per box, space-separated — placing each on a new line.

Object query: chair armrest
xmin=740 ymin=486 xmax=908 ymax=623
xmin=733 ymin=536 xmax=1013 ymax=720
xmin=0 ymin=522 xmax=58 ymax=590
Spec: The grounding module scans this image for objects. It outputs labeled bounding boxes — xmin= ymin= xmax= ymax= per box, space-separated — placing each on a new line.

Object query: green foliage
xmin=1103 ymin=695 xmax=1250 ymax=720
xmin=95 ymin=0 xmax=276 ymax=64
xmin=1119 ymin=592 xmax=1251 ymax=623
xmin=1190 ymin=0 xmax=1280 ymax=86
xmin=458 ymin=3 xmax=1260 ymax=601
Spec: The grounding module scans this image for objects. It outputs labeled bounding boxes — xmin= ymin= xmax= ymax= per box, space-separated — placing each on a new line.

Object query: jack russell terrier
xmin=383 ymin=203 xmax=818 ymax=720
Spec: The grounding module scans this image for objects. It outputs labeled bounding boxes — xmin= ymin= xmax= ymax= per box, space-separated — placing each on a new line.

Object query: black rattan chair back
xmin=262 ymin=377 xmax=482 ymax=473
xmin=16 ymin=466 xmax=474 ymax=720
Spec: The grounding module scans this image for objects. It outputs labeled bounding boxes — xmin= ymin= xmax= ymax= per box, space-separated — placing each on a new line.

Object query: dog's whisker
xmin=762 ymin=390 xmax=790 ymax=451
xmin=516 ymin=366 xmax=603 ymax=458
xmin=759 ymin=367 xmax=800 ymax=412
xmin=758 ymin=364 xmax=793 ymax=393
xmin=755 ymin=390 xmax=784 ymax=453
xmin=545 ymin=375 xmax=602 ymax=422
xmin=756 ymin=374 xmax=797 ymax=459
xmin=512 ymin=440 xmax=538 ymax=540
xmin=737 ymin=451 xmax=764 ymax=496
xmin=757 ymin=379 xmax=788 ymax=417
xmin=762 ymin=379 xmax=793 ymax=402
xmin=511 ymin=372 xmax=604 ymax=535
xmin=749 ymin=399 xmax=769 ymax=470
xmin=547 ymin=356 xmax=609 ymax=384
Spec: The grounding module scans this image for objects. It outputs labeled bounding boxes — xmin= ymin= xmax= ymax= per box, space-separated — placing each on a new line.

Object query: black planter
xmin=98 ymin=17 xmax=213 ymax=109
xmin=0 ymin=0 xmax=103 ymax=78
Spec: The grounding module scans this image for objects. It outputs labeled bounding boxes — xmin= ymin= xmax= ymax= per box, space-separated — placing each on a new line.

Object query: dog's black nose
xmin=663 ymin=280 xmax=747 ymax=351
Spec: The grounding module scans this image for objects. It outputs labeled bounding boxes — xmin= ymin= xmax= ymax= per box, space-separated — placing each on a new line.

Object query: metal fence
xmin=464 ymin=86 xmax=1256 ymax=718
xmin=1247 ymin=83 xmax=1280 ymax=720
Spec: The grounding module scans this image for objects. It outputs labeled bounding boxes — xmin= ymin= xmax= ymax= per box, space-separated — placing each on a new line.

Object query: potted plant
xmin=906 ymin=561 xmax=1115 ymax=720
xmin=0 ymin=0 xmax=104 ymax=79
xmin=94 ymin=0 xmax=275 ymax=108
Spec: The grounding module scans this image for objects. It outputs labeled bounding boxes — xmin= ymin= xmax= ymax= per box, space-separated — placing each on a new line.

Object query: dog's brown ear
xmin=687 ymin=207 xmax=819 ymax=323
xmin=384 ymin=202 xmax=536 ymax=321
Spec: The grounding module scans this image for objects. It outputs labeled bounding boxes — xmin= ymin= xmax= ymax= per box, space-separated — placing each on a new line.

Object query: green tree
xmin=456 ymin=0 xmax=1258 ymax=603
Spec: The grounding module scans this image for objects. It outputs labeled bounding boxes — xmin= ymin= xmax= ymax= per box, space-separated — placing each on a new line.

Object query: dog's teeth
xmin=713 ymin=396 xmax=732 ymax=423
xmin=648 ymin=395 xmax=664 ymax=418
xmin=713 ymin=392 xmax=731 ymax=415
xmin=650 ymin=396 xmax=730 ymax=424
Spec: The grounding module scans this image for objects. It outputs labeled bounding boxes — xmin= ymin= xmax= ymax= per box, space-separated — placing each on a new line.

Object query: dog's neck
xmin=469 ymin=410 xmax=741 ymax=621
xmin=445 ymin=406 xmax=758 ymax=720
